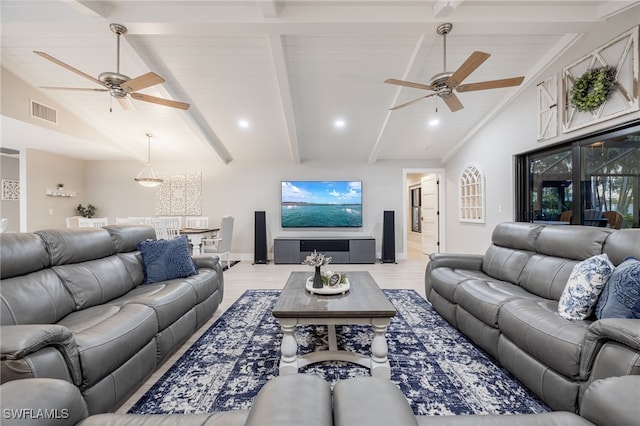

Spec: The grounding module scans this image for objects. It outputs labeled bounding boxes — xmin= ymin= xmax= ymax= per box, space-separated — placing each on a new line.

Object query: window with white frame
xmin=459 ymin=164 xmax=485 ymax=223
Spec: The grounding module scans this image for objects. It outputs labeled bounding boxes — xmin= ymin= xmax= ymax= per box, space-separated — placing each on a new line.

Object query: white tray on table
xmin=306 ymin=276 xmax=350 ymax=295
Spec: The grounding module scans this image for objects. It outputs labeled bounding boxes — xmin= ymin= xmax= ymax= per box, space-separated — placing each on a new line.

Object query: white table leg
xmin=189 ymin=235 xmax=203 ymax=255
xmin=370 ymin=317 xmax=391 ymax=379
xmin=278 ymin=318 xmax=299 ymax=375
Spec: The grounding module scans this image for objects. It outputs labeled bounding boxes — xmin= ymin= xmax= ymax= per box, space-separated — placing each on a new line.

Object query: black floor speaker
xmin=381 ymin=210 xmax=396 ymax=263
xmin=253 ymin=211 xmax=268 ymax=264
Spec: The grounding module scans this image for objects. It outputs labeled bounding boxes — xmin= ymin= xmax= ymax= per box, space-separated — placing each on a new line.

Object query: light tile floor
xmin=116 ymin=249 xmax=430 ymax=413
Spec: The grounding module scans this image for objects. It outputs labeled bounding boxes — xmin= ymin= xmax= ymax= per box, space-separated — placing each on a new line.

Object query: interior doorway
xmin=403 ymin=169 xmax=445 ymax=261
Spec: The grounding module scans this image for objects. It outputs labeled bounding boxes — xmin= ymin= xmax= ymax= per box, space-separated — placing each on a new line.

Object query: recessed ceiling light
xmin=238 ymin=119 xmax=249 ymax=128
xmin=334 ymin=119 xmax=345 ymax=128
xmin=428 ymin=118 xmax=440 ymax=127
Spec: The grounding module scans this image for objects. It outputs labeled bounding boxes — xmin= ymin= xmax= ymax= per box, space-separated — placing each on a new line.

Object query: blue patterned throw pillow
xmin=137 ymin=235 xmax=197 ymax=284
xmin=558 ymin=254 xmax=614 ymax=320
xmin=595 ymin=257 xmax=640 ymax=320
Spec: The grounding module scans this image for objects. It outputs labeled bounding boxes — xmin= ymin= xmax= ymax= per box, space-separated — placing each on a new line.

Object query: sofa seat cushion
xmin=429 ymin=268 xmax=493 ymax=302
xmin=58 ymin=303 xmax=158 ymax=388
xmin=498 ymin=298 xmax=592 ymax=379
xmin=455 ymin=280 xmax=545 ymax=327
xmin=109 ymin=281 xmax=198 ymax=330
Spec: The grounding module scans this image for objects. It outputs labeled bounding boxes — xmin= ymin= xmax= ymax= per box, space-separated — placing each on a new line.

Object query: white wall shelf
xmin=46 ymin=189 xmax=77 ymax=197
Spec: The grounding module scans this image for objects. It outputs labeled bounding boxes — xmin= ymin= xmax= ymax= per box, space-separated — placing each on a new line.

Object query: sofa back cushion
xmin=0 ymin=233 xmax=50 ymax=279
xmin=104 ymin=225 xmax=156 ymax=253
xmin=481 ymin=223 xmax=541 ymax=283
xmin=534 ymin=225 xmax=611 ymax=260
xmin=519 ymin=255 xmax=578 ymax=300
xmin=602 ymin=229 xmax=640 ymax=266
xmin=1 ymin=270 xmax=76 ymax=325
xmin=53 ymin=256 xmax=136 ymax=309
xmin=36 ymin=228 xmax=116 ymax=265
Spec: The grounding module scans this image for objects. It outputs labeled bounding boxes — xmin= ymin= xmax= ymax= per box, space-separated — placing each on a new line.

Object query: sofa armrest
xmin=581 ymin=318 xmax=640 ymax=377
xmin=245 ymin=375 xmax=332 ymax=426
xmin=1 ymin=325 xmax=81 ymax=385
xmin=580 ymin=375 xmax=640 ymax=426
xmin=192 ymin=253 xmax=220 ymax=270
xmin=425 ymin=253 xmax=484 ymax=297
xmin=333 ymin=377 xmax=418 ymax=426
xmin=0 ymin=378 xmax=88 ymax=425
xmin=426 ymin=253 xmax=484 ymax=270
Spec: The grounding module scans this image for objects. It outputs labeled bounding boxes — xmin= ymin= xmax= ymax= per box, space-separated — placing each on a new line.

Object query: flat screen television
xmin=281 ymin=181 xmax=362 ymax=228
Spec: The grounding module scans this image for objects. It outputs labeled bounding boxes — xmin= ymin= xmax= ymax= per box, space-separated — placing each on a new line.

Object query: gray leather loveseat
xmin=0 ymin=225 xmax=224 ymax=414
xmin=425 ymin=222 xmax=640 ymax=412
xmin=1 ymin=374 xmax=638 ymax=425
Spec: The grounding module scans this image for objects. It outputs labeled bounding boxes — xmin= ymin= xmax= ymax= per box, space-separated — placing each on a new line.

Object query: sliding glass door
xmin=518 ymin=122 xmax=639 ymax=228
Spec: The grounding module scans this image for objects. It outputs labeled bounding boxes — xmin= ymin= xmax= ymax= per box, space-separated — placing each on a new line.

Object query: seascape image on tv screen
xmin=281 ymin=181 xmax=362 ymax=227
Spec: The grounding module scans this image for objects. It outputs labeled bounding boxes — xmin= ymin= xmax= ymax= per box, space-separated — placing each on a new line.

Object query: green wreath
xmin=569 ymin=66 xmax=616 ymax=112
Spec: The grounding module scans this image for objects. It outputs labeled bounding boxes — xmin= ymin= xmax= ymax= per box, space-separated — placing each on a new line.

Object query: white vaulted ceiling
xmin=1 ymin=1 xmax=637 ymax=164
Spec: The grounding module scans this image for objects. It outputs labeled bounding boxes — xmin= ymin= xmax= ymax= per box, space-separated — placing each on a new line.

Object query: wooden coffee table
xmin=272 ymin=271 xmax=396 ymax=379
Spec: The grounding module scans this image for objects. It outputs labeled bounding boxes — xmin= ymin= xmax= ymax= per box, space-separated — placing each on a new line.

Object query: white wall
xmin=86 ymin=158 xmax=439 ymax=260
xmin=443 ymin=13 xmax=640 ymax=254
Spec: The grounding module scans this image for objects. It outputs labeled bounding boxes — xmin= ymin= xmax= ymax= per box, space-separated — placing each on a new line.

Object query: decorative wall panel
xmin=563 ymin=25 xmax=639 ymax=132
xmin=155 ymin=172 xmax=201 ymax=216
xmin=537 ymin=74 xmax=558 ymax=141
xmin=1 ymin=179 xmax=20 ymax=201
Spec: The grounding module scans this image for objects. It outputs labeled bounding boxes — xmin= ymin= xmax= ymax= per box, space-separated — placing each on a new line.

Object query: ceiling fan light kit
xmin=135 ymin=133 xmax=164 ymax=188
xmin=385 ymin=22 xmax=524 ymax=113
xmin=33 ymin=23 xmax=189 ymax=111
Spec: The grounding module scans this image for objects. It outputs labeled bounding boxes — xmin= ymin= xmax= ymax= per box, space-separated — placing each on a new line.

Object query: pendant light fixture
xmin=134 ymin=133 xmax=163 ymax=187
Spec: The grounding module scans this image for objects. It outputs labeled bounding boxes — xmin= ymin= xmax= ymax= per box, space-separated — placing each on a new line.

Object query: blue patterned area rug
xmin=129 ymin=289 xmax=549 ymax=416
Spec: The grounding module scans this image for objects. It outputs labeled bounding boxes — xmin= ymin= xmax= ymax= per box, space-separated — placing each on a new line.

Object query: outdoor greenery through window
xmin=518 ymin=122 xmax=639 ymax=228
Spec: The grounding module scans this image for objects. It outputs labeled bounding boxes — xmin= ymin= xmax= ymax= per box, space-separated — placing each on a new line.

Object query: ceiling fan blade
xmin=120 ymin=72 xmax=165 ymax=93
xmin=384 ymin=78 xmax=433 ymax=91
xmin=130 ymin=92 xmax=190 ymax=110
xmin=446 ymin=51 xmax=491 ymax=88
xmin=456 ymin=76 xmax=525 ymax=93
xmin=40 ymin=86 xmax=108 ymax=92
xmin=33 ymin=51 xmax=105 ymax=87
xmin=116 ymin=96 xmax=136 ymax=110
xmin=389 ymin=93 xmax=437 ymax=110
xmin=441 ymin=93 xmax=464 ymax=112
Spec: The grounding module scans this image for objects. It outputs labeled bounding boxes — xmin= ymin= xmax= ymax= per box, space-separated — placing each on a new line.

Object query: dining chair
xmin=185 ymin=216 xmax=209 ymax=229
xmin=150 ymin=217 xmax=181 ymax=240
xmin=78 ymin=217 xmax=109 ymax=228
xmin=603 ymin=210 xmax=623 ymax=229
xmin=202 ymin=216 xmax=234 ymax=269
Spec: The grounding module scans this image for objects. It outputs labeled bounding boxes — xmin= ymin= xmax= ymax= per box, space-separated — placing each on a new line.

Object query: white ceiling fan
xmin=385 ymin=23 xmax=524 ymax=112
xmin=34 ymin=23 xmax=190 ymax=111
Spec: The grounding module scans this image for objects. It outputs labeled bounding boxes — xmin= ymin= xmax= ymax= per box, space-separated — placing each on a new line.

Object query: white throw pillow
xmin=558 ymin=254 xmax=614 ymax=320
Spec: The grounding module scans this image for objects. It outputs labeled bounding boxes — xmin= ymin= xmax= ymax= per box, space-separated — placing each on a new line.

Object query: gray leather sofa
xmin=1 ymin=374 xmax=638 ymax=425
xmin=0 ymin=225 xmax=224 ymax=415
xmin=425 ymin=222 xmax=640 ymax=412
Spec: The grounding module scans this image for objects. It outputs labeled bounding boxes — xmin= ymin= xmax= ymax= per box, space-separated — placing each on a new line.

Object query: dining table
xmin=179 ymin=227 xmax=220 ymax=255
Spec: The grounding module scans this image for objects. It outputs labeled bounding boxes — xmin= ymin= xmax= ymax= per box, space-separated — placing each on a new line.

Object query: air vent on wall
xmin=30 ymin=99 xmax=57 ymax=124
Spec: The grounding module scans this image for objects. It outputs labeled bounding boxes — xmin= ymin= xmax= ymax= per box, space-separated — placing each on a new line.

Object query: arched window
xmin=459 ymin=164 xmax=485 ymax=223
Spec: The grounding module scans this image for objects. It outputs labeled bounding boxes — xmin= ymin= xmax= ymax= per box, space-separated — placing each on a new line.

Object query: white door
xmin=421 ymin=174 xmax=439 ymax=254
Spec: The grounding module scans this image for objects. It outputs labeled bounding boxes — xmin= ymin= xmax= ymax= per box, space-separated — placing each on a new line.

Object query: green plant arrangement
xmin=569 ymin=66 xmax=617 ymax=112
xmin=76 ymin=204 xmax=96 ymax=218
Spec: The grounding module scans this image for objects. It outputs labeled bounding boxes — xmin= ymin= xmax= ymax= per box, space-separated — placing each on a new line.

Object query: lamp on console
xmin=134 ymin=133 xmax=163 ymax=188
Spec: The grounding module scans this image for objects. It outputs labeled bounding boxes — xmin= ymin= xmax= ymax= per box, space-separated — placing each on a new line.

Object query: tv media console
xmin=274 ymin=237 xmax=376 ymax=264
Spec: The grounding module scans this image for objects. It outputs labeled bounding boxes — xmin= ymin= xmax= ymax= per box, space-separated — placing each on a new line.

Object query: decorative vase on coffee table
xmin=313 ymin=266 xmax=323 ymax=288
